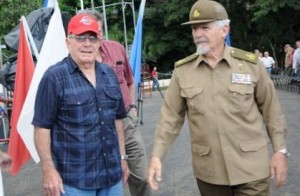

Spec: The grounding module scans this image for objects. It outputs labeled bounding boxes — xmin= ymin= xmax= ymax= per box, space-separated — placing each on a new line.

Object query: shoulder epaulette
xmin=175 ymin=53 xmax=199 ymax=68
xmin=230 ymin=48 xmax=258 ymax=64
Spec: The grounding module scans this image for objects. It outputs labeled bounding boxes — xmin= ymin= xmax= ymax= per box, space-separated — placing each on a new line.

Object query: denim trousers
xmin=62 ymin=180 xmax=122 ymax=196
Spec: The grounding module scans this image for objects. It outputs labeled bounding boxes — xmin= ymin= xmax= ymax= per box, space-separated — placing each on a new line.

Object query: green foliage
xmin=1 ymin=0 xmax=299 ymax=71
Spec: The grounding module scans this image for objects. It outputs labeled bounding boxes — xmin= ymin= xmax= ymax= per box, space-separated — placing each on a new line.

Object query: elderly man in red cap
xmin=148 ymin=0 xmax=288 ymax=195
xmin=33 ymin=13 xmax=129 ymax=196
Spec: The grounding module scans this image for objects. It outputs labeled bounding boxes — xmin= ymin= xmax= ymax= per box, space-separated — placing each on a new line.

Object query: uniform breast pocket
xmin=181 ymin=88 xmax=205 ymax=114
xmin=228 ymin=84 xmax=254 ymax=114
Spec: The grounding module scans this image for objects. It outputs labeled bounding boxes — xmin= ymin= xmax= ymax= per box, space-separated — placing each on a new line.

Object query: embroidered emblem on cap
xmin=80 ymin=16 xmax=93 ymax=26
xmin=193 ymin=9 xmax=200 ymax=18
xmin=245 ymin=53 xmax=256 ymax=61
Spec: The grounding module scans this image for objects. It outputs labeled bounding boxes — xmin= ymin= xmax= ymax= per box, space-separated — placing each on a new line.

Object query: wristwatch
xmin=278 ymin=148 xmax=290 ymax=158
xmin=121 ymin=154 xmax=129 ymax=160
xmin=127 ymin=104 xmax=137 ymax=112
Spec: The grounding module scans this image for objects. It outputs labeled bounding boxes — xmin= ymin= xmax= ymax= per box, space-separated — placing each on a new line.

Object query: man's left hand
xmin=270 ymin=152 xmax=288 ymax=187
xmin=121 ymin=160 xmax=130 ymax=185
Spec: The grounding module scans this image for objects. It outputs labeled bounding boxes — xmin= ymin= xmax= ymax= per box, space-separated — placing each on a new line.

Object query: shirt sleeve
xmin=254 ymin=61 xmax=287 ymax=152
xmin=151 ymin=69 xmax=187 ymax=160
xmin=32 ymin=70 xmax=58 ymax=129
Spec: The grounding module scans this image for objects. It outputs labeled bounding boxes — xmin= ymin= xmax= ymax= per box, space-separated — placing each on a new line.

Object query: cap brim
xmin=71 ymin=29 xmax=100 ymax=36
xmin=181 ymin=19 xmax=215 ymax=25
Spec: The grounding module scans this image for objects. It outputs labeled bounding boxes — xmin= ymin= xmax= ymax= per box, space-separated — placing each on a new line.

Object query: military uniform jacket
xmin=152 ymin=46 xmax=287 ymax=185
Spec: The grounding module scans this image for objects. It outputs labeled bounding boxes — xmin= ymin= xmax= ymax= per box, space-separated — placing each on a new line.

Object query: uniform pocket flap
xmin=192 ymin=144 xmax=210 ymax=156
xmin=240 ymin=139 xmax=267 ymax=152
xmin=229 ymin=84 xmax=254 ymax=94
xmin=181 ymin=88 xmax=203 ymax=98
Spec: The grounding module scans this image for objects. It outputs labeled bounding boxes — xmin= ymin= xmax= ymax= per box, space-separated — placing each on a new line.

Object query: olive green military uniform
xmin=152 ymin=46 xmax=287 ymax=185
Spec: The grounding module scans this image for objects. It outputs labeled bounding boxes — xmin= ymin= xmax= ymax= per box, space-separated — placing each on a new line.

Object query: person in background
xmin=147 ymin=1 xmax=288 ymax=195
xmin=262 ymin=51 xmax=275 ymax=74
xmin=33 ymin=13 xmax=129 ymax=196
xmin=151 ymin=67 xmax=160 ymax=91
xmin=292 ymin=40 xmax=300 ymax=75
xmin=283 ymin=44 xmax=291 ymax=69
xmin=0 ymin=150 xmax=12 ymax=172
xmin=82 ymin=10 xmax=151 ymax=196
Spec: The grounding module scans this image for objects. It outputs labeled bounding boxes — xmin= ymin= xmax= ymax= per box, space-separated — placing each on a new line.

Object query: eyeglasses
xmin=68 ymin=35 xmax=100 ymax=43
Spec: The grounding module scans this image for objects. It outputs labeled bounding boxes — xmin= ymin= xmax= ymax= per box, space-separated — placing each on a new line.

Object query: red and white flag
xmin=7 ymin=20 xmax=35 ymax=175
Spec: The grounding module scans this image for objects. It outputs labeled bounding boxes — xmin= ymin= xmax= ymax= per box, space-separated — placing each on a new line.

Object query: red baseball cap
xmin=67 ymin=13 xmax=99 ymax=36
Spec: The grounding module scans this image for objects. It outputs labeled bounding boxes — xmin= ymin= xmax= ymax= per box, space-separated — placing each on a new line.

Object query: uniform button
xmin=99 ymin=108 xmax=101 ymax=111
xmin=101 ymin=122 xmax=104 ymax=125
xmin=103 ymin=153 xmax=106 ymax=156
xmin=102 ymin=137 xmax=105 ymax=140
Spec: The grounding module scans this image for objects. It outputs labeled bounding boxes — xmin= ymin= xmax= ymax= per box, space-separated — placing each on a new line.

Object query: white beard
xmin=196 ymin=45 xmax=210 ymax=55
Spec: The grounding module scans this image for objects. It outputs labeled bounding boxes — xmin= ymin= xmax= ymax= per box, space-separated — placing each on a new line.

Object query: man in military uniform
xmin=147 ymin=0 xmax=288 ymax=195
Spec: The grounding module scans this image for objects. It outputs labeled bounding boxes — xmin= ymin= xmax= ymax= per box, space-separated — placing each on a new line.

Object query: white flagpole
xmin=80 ymin=0 xmax=84 ymax=10
xmin=21 ymin=16 xmax=39 ymax=61
xmin=0 ymin=169 xmax=3 ymax=196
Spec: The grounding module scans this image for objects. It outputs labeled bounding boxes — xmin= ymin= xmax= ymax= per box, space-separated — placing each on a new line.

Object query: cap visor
xmin=181 ymin=19 xmax=214 ymax=25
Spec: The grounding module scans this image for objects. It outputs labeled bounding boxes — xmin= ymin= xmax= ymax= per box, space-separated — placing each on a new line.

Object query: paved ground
xmin=1 ymin=89 xmax=300 ymax=196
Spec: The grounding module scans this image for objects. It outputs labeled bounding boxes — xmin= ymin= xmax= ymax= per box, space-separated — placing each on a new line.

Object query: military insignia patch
xmin=230 ymin=48 xmax=258 ymax=64
xmin=193 ymin=9 xmax=200 ymax=18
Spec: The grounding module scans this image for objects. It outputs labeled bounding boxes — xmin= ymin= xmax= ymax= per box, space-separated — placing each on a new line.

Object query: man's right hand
xmin=42 ymin=166 xmax=65 ymax=196
xmin=147 ymin=156 xmax=162 ymax=191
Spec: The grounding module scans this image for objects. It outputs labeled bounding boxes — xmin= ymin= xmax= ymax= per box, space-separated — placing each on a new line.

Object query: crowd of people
xmin=0 ymin=0 xmax=292 ymax=196
xmin=254 ymin=40 xmax=300 ymax=77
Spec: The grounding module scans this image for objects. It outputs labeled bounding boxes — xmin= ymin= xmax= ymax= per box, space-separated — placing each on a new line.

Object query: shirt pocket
xmin=114 ymin=64 xmax=125 ymax=84
xmin=103 ymin=86 xmax=122 ymax=113
xmin=181 ymin=88 xmax=205 ymax=114
xmin=192 ymin=144 xmax=213 ymax=177
xmin=60 ymin=95 xmax=93 ymax=124
xmin=228 ymin=84 xmax=254 ymax=114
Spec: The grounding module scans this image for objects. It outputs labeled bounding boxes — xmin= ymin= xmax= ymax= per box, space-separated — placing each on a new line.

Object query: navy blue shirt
xmin=32 ymin=55 xmax=127 ymax=189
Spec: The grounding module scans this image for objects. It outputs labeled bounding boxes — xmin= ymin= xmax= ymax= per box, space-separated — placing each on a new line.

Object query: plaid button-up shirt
xmin=32 ymin=55 xmax=126 ymax=189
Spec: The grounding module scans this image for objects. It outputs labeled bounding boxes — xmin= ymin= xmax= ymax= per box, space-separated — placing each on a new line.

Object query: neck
xmin=203 ymin=46 xmax=225 ymax=69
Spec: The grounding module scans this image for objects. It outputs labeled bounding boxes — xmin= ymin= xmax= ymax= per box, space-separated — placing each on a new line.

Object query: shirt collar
xmin=194 ymin=45 xmax=232 ymax=68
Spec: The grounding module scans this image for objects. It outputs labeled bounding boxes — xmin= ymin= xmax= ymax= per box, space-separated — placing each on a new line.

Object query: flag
xmin=129 ymin=0 xmax=146 ymax=88
xmin=17 ymin=2 xmax=68 ymax=163
xmin=7 ymin=20 xmax=35 ymax=176
xmin=226 ymin=33 xmax=231 ymax=46
xmin=43 ymin=0 xmax=55 ymax=7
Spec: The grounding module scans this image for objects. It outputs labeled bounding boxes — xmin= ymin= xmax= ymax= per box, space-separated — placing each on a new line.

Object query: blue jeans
xmin=62 ymin=180 xmax=122 ymax=196
xmin=266 ymin=67 xmax=272 ymax=74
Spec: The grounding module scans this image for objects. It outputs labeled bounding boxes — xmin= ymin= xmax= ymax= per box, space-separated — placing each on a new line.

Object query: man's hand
xmin=0 ymin=151 xmax=12 ymax=172
xmin=270 ymin=152 xmax=288 ymax=187
xmin=121 ymin=159 xmax=130 ymax=185
xmin=42 ymin=166 xmax=65 ymax=196
xmin=147 ymin=156 xmax=162 ymax=191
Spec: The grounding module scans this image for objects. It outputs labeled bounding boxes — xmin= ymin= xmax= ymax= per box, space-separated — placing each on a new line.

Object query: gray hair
xmin=214 ymin=19 xmax=230 ymax=29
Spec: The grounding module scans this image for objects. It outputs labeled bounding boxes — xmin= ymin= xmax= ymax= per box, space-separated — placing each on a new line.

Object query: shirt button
xmin=101 ymin=122 xmax=104 ymax=125
xmin=99 ymin=108 xmax=101 ymax=111
xmin=103 ymin=153 xmax=106 ymax=156
xmin=102 ymin=137 xmax=105 ymax=140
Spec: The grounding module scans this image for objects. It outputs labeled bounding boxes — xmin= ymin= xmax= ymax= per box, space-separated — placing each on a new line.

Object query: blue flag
xmin=130 ymin=0 xmax=146 ymax=88
xmin=43 ymin=0 xmax=55 ymax=7
xmin=225 ymin=33 xmax=231 ymax=46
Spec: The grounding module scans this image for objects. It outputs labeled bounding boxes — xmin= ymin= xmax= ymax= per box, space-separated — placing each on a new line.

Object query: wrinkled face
xmin=191 ymin=22 xmax=228 ymax=55
xmin=66 ymin=32 xmax=100 ymax=66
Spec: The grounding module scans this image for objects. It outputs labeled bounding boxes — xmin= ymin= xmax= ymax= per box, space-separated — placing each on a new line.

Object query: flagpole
xmin=21 ymin=16 xmax=39 ymax=61
xmin=80 ymin=0 xmax=84 ymax=10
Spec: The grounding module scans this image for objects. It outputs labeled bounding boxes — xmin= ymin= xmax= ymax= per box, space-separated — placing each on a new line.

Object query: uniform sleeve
xmin=152 ymin=69 xmax=187 ymax=160
xmin=254 ymin=61 xmax=287 ymax=152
